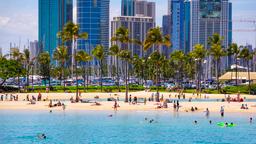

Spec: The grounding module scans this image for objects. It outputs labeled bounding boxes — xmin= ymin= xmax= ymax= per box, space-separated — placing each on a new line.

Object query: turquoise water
xmin=0 ymin=110 xmax=256 ymax=144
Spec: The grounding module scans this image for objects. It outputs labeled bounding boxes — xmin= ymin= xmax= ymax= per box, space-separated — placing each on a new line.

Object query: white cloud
xmin=0 ymin=16 xmax=10 ymax=26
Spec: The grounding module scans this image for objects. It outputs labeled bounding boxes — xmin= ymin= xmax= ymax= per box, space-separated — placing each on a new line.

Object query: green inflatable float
xmin=217 ymin=122 xmax=236 ymax=127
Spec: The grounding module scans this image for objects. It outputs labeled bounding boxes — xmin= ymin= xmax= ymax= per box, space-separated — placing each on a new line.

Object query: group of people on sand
xmin=241 ymin=104 xmax=249 ymax=109
xmin=172 ymin=100 xmax=180 ymax=111
xmin=225 ymin=92 xmax=245 ymax=103
xmin=49 ymin=100 xmax=65 ymax=109
xmin=129 ymin=95 xmax=138 ymax=105
xmin=1 ymin=94 xmax=19 ymax=101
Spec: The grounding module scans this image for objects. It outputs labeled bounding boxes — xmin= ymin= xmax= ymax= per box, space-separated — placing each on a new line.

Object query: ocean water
xmin=0 ymin=110 xmax=255 ymax=144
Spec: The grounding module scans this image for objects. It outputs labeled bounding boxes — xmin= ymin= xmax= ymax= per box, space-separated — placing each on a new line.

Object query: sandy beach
xmin=0 ymin=91 xmax=256 ymax=114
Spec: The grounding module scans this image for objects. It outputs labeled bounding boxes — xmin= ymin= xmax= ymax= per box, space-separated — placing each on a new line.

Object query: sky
xmin=0 ymin=0 xmax=256 ymax=54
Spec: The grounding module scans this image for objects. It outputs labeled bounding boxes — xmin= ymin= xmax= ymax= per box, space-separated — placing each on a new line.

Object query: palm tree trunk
xmin=100 ymin=61 xmax=103 ymax=92
xmin=216 ymin=59 xmax=220 ymax=93
xmin=247 ymin=61 xmax=251 ymax=95
xmin=32 ymin=65 xmax=34 ymax=92
xmin=116 ymin=56 xmax=121 ymax=92
xmin=75 ymin=61 xmax=79 ymax=101
xmin=83 ymin=66 xmax=86 ymax=92
xmin=26 ymin=65 xmax=29 ymax=92
xmin=156 ymin=65 xmax=160 ymax=102
xmin=87 ymin=66 xmax=89 ymax=89
xmin=235 ymin=56 xmax=238 ymax=86
xmin=62 ymin=67 xmax=65 ymax=92
xmin=18 ymin=74 xmax=20 ymax=93
xmin=125 ymin=61 xmax=128 ymax=102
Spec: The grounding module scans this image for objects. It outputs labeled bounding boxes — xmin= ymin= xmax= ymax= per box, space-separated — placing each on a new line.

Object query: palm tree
xmin=239 ymin=47 xmax=254 ymax=94
xmin=23 ymin=49 xmax=30 ymax=90
xmin=148 ymin=51 xmax=166 ymax=101
xmin=38 ymin=52 xmax=51 ymax=87
xmin=109 ymin=45 xmax=121 ymax=92
xmin=75 ymin=50 xmax=92 ymax=92
xmin=111 ymin=26 xmax=133 ymax=102
xmin=144 ymin=27 xmax=171 ymax=98
xmin=53 ymin=46 xmax=69 ymax=91
xmin=144 ymin=27 xmax=171 ymax=51
xmin=208 ymin=33 xmax=226 ymax=93
xmin=170 ymin=50 xmax=186 ymax=88
xmin=92 ymin=45 xmax=105 ymax=92
xmin=11 ymin=49 xmax=25 ymax=92
xmin=59 ymin=21 xmax=88 ymax=102
xmin=227 ymin=43 xmax=240 ymax=86
xmin=190 ymin=44 xmax=207 ymax=94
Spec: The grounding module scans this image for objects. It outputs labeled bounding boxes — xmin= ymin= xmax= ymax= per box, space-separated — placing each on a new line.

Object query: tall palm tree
xmin=208 ymin=33 xmax=226 ymax=93
xmin=144 ymin=27 xmax=171 ymax=98
xmin=75 ymin=50 xmax=92 ymax=92
xmin=92 ymin=45 xmax=105 ymax=92
xmin=109 ymin=45 xmax=121 ymax=92
xmin=144 ymin=27 xmax=171 ymax=51
xmin=239 ymin=47 xmax=254 ymax=94
xmin=111 ymin=26 xmax=133 ymax=102
xmin=148 ymin=51 xmax=165 ymax=102
xmin=227 ymin=43 xmax=240 ymax=86
xmin=170 ymin=50 xmax=186 ymax=88
xmin=59 ymin=21 xmax=88 ymax=102
xmin=190 ymin=44 xmax=207 ymax=94
xmin=11 ymin=49 xmax=25 ymax=92
xmin=23 ymin=49 xmax=31 ymax=91
xmin=53 ymin=46 xmax=69 ymax=91
xmin=38 ymin=52 xmax=51 ymax=87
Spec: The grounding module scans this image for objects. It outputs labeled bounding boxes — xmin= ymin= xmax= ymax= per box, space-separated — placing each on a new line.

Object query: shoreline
xmin=1 ymin=92 xmax=256 ymax=114
xmin=0 ymin=101 xmax=256 ymax=114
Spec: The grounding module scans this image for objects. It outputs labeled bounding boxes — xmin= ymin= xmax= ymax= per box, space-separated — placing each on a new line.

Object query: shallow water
xmin=0 ymin=110 xmax=255 ymax=144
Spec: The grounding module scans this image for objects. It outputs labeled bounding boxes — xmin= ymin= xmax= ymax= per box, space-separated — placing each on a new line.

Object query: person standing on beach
xmin=113 ymin=100 xmax=118 ymax=111
xmin=220 ymin=106 xmax=224 ymax=117
xmin=144 ymin=98 xmax=147 ymax=105
xmin=129 ymin=95 xmax=132 ymax=104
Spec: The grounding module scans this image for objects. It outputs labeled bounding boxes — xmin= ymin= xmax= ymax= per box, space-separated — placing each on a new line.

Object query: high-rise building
xmin=39 ymin=0 xmax=73 ymax=61
xmin=77 ymin=0 xmax=110 ymax=65
xmin=169 ymin=0 xmax=185 ymax=52
xmin=189 ymin=0 xmax=232 ymax=78
xmin=162 ymin=15 xmax=172 ymax=57
xmin=111 ymin=16 xmax=155 ymax=74
xmin=111 ymin=16 xmax=155 ymax=57
xmin=122 ymin=0 xmax=135 ymax=16
xmin=121 ymin=0 xmax=155 ymax=21
xmin=167 ymin=0 xmax=232 ymax=78
xmin=29 ymin=40 xmax=40 ymax=60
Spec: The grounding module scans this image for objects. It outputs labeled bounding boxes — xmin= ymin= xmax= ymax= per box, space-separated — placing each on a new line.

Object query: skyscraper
xmin=111 ymin=16 xmax=155 ymax=75
xmin=162 ymin=15 xmax=172 ymax=57
xmin=121 ymin=0 xmax=155 ymax=21
xmin=29 ymin=40 xmax=40 ymax=60
xmin=170 ymin=0 xmax=185 ymax=52
xmin=77 ymin=0 xmax=110 ymax=65
xmin=122 ymin=0 xmax=135 ymax=16
xmin=190 ymin=0 xmax=232 ymax=78
xmin=39 ymin=0 xmax=73 ymax=61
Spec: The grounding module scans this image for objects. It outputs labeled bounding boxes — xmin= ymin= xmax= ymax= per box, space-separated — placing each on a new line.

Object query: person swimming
xmin=149 ymin=119 xmax=154 ymax=123
xmin=37 ymin=133 xmax=46 ymax=139
xmin=194 ymin=120 xmax=197 ymax=124
xmin=209 ymin=120 xmax=212 ymax=124
xmin=250 ymin=117 xmax=253 ymax=123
